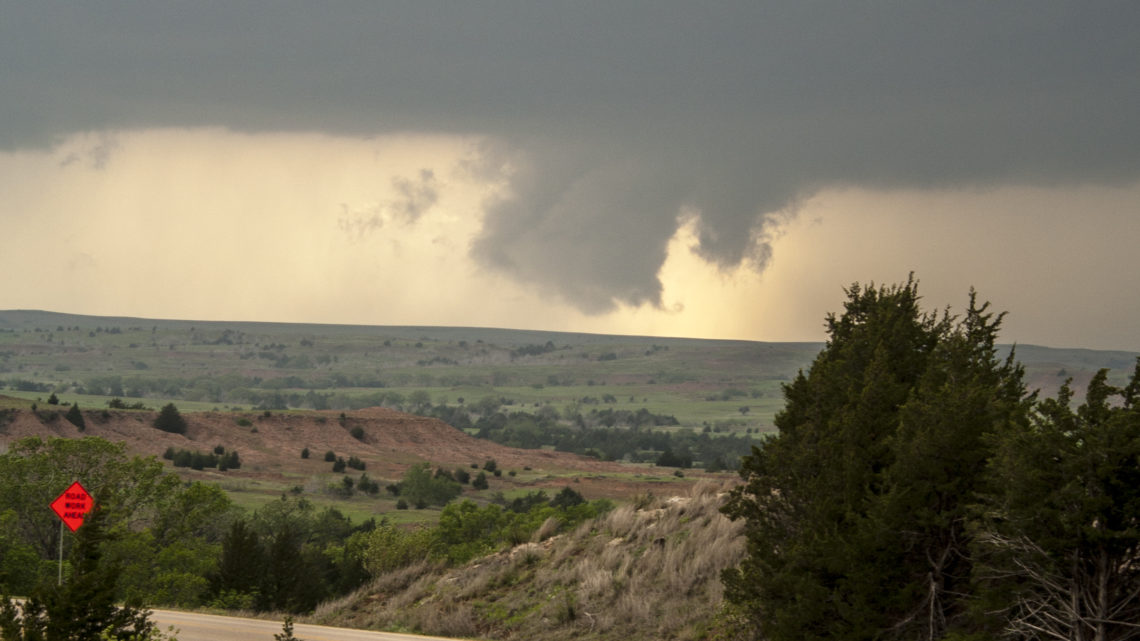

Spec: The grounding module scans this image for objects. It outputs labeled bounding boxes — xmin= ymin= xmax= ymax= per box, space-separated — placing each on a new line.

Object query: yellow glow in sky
xmin=2 ymin=129 xmax=1139 ymax=350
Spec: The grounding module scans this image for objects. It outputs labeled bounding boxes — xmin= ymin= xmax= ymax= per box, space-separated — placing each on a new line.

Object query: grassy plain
xmin=3 ymin=309 xmax=1136 ymax=433
xmin=0 ymin=310 xmax=818 ymax=435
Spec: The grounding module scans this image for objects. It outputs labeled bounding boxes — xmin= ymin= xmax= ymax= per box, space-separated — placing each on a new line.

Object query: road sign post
xmin=50 ymin=481 xmax=95 ymax=584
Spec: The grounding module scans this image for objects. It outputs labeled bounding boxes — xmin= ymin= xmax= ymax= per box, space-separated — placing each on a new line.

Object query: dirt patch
xmin=0 ymin=403 xmax=711 ymax=497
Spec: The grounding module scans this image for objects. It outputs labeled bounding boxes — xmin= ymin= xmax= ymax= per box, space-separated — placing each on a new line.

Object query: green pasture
xmin=4 ymin=309 xmax=1136 ymax=435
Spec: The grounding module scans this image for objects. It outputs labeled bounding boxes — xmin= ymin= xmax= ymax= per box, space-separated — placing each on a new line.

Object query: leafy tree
xmin=400 ymin=462 xmax=462 ymax=506
xmin=153 ymin=403 xmax=187 ymax=434
xmin=362 ymin=524 xmax=434 ymax=575
xmin=472 ymin=471 xmax=489 ymax=490
xmin=0 ymin=436 xmax=180 ymax=560
xmin=107 ymin=481 xmax=233 ymax=608
xmin=722 ymin=280 xmax=1031 ymax=641
xmin=0 ymin=437 xmax=232 ymax=610
xmin=435 ymin=501 xmax=508 ymax=563
xmin=1 ymin=507 xmax=166 ymax=640
xmin=0 ymin=510 xmax=42 ymax=595
xmin=974 ymin=363 xmax=1140 ymax=640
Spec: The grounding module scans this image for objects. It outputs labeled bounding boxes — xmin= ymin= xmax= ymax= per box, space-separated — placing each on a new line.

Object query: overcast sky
xmin=2 ymin=3 xmax=1139 ymax=351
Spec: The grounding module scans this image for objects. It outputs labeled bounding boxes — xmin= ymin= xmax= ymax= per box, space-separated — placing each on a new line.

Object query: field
xmin=0 ymin=310 xmax=819 ymax=435
xmin=2 ymin=308 xmax=1137 ymax=518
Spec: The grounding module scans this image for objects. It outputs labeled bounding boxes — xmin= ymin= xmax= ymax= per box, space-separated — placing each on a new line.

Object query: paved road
xmin=150 ymin=609 xmax=464 ymax=641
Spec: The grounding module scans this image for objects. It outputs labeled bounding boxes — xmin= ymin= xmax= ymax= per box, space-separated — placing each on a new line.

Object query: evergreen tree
xmin=870 ymin=293 xmax=1031 ymax=639
xmin=211 ymin=519 xmax=265 ymax=602
xmin=153 ymin=403 xmax=187 ymax=434
xmin=975 ymin=362 xmax=1140 ymax=640
xmin=722 ymin=279 xmax=1031 ymax=641
xmin=65 ymin=403 xmax=86 ymax=431
xmin=3 ymin=507 xmax=162 ymax=640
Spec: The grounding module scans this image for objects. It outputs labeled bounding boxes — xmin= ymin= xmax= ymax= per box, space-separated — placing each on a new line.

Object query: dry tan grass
xmin=311 ymin=480 xmax=750 ymax=641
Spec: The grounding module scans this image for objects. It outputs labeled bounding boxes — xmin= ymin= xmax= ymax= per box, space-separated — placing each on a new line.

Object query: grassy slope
xmin=310 ymin=481 xmax=748 ymax=641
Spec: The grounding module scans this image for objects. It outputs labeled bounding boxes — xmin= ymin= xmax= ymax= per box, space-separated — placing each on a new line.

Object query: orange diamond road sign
xmin=50 ymin=481 xmax=94 ymax=532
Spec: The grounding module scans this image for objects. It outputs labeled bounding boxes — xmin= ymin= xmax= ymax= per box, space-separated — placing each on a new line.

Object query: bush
xmin=220 ymin=450 xmax=241 ymax=471
xmin=333 ymin=457 xmax=347 ymax=473
xmin=324 ymin=450 xmax=336 ymax=462
xmin=400 ymin=462 xmax=462 ymax=506
xmin=350 ymin=426 xmax=365 ymax=441
xmin=357 ymin=474 xmax=380 ymax=495
xmin=109 ymin=398 xmax=148 ymax=410
xmin=65 ymin=403 xmax=86 ymax=430
xmin=301 ymin=448 xmax=310 ymax=459
xmin=154 ymin=403 xmax=187 ymax=434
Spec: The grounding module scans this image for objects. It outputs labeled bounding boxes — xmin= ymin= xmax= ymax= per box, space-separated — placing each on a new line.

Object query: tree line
xmin=421 ymin=403 xmax=758 ymax=470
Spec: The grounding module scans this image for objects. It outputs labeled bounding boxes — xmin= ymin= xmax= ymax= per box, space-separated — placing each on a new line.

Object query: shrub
xmin=301 ymin=448 xmax=310 ymax=459
xmin=357 ymin=474 xmax=380 ymax=495
xmin=220 ymin=450 xmax=241 ymax=471
xmin=324 ymin=450 xmax=336 ymax=462
xmin=154 ymin=403 xmax=187 ymax=434
xmin=400 ymin=462 xmax=462 ymax=506
xmin=65 ymin=404 xmax=86 ymax=430
xmin=350 ymin=426 xmax=365 ymax=441
xmin=333 ymin=457 xmax=347 ymax=473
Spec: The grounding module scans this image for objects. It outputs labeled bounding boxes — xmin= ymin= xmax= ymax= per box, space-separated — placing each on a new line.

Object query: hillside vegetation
xmin=309 ymin=481 xmax=748 ymax=641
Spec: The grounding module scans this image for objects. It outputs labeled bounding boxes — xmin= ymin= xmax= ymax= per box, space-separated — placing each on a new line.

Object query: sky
xmin=2 ymin=3 xmax=1139 ymax=351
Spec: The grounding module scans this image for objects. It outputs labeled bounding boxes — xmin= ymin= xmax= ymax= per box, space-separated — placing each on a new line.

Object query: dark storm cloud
xmin=4 ymin=2 xmax=1139 ymax=311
